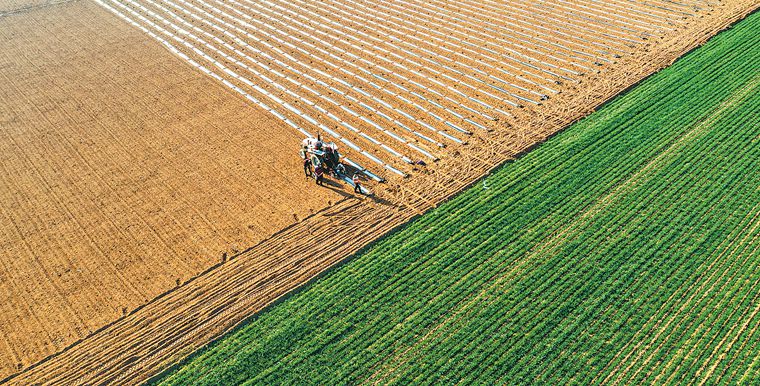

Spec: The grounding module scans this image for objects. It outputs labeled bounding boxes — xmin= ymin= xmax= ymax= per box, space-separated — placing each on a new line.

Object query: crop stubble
xmin=2 ymin=0 xmax=759 ymax=384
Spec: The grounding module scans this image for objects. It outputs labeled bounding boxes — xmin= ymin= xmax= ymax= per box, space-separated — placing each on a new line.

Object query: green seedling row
xmin=155 ymin=11 xmax=760 ymax=386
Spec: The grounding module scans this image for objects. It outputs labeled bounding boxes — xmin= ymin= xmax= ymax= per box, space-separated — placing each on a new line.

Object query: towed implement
xmin=300 ymin=136 xmax=377 ymax=195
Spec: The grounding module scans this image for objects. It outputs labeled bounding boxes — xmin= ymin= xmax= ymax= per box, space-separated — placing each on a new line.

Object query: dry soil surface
xmin=0 ymin=0 xmax=345 ymax=378
xmin=1 ymin=0 xmax=758 ymax=384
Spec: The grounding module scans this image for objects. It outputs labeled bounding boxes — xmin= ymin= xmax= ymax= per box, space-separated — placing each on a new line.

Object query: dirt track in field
xmin=0 ymin=0 xmax=347 ymax=379
xmin=2 ymin=0 xmax=759 ymax=384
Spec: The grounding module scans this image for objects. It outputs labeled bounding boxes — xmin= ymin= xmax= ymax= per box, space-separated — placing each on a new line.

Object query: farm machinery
xmin=300 ymin=136 xmax=374 ymax=195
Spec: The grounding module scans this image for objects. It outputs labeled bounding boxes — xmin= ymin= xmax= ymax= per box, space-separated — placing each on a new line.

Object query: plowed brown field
xmin=1 ymin=0 xmax=758 ymax=384
xmin=0 ymin=0 xmax=345 ymax=379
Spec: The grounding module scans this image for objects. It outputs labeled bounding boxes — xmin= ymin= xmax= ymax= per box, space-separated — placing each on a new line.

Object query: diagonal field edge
xmin=4 ymin=2 xmax=759 ymax=385
xmin=155 ymin=18 xmax=760 ymax=385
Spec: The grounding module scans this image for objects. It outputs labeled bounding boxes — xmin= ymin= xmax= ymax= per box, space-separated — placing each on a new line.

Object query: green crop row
xmin=155 ymin=11 xmax=760 ymax=386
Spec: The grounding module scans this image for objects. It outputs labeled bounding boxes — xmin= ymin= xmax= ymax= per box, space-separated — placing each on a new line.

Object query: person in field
xmin=352 ymin=173 xmax=362 ymax=194
xmin=300 ymin=145 xmax=312 ymax=178
xmin=314 ymin=133 xmax=324 ymax=152
xmin=315 ymin=165 xmax=325 ymax=186
xmin=323 ymin=146 xmax=336 ymax=174
xmin=303 ymin=157 xmax=312 ymax=178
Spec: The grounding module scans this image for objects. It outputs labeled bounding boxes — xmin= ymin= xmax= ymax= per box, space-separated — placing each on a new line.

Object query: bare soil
xmin=0 ymin=0 xmax=345 ymax=378
xmin=1 ymin=0 xmax=758 ymax=384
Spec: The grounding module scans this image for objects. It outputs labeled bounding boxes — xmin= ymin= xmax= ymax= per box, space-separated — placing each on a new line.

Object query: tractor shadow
xmin=318 ymin=178 xmax=355 ymax=200
xmin=318 ymin=177 xmax=395 ymax=207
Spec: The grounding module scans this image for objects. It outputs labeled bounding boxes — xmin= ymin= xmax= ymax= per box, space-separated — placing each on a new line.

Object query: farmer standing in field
xmin=303 ymin=157 xmax=312 ymax=178
xmin=300 ymin=145 xmax=312 ymax=178
xmin=315 ymin=165 xmax=325 ymax=186
xmin=352 ymin=173 xmax=362 ymax=194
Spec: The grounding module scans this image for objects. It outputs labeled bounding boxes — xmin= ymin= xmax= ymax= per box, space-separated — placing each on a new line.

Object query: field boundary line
xmin=0 ymin=194 xmax=360 ymax=385
xmin=371 ymin=73 xmax=760 ymax=383
xmin=4 ymin=2 xmax=759 ymax=385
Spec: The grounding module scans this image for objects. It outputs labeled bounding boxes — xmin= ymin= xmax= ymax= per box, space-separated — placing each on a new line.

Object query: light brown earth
xmin=0 ymin=0 xmax=345 ymax=379
xmin=1 ymin=0 xmax=758 ymax=384
xmin=0 ymin=0 xmax=63 ymax=14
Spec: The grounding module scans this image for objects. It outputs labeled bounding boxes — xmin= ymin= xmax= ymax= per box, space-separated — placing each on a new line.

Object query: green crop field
xmin=155 ymin=12 xmax=760 ymax=385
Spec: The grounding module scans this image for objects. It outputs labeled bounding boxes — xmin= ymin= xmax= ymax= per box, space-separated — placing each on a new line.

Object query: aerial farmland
xmin=0 ymin=0 xmax=758 ymax=384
